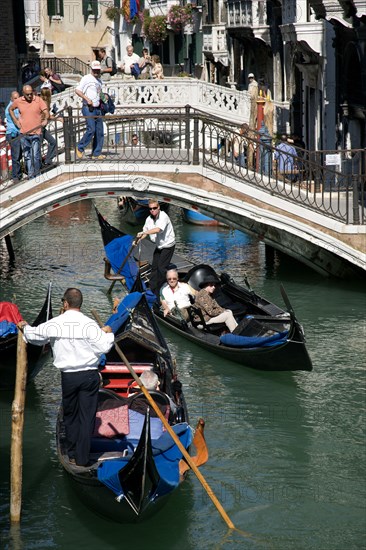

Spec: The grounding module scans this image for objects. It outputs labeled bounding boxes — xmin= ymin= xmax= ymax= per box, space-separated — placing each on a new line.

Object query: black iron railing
xmin=1 ymin=106 xmax=365 ymax=225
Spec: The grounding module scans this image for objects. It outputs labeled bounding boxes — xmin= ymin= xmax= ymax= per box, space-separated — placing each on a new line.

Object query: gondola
xmin=117 ymin=197 xmax=169 ymax=226
xmin=96 ymin=207 xmax=313 ymax=372
xmin=0 ymin=284 xmax=53 ymax=390
xmin=182 ymin=208 xmax=227 ymax=226
xmin=56 ymin=291 xmax=208 ymax=523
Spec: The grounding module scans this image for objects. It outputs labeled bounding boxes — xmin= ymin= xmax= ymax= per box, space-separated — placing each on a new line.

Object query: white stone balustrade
xmin=52 ymin=78 xmax=253 ymax=125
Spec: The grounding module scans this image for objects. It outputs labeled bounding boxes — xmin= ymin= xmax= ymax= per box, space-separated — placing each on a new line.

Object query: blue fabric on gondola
xmin=105 ymin=235 xmax=139 ymax=290
xmin=220 ymin=330 xmax=289 ymax=348
xmin=0 ymin=320 xmax=18 ymax=338
xmin=104 ymin=292 xmax=143 ymax=334
xmin=97 ymin=423 xmax=192 ymax=497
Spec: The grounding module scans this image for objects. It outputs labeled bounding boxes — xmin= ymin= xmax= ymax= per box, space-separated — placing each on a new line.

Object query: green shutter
xmin=47 ymin=0 xmax=56 ymax=16
xmin=47 ymin=0 xmax=64 ymax=16
xmin=82 ymin=0 xmax=98 ymax=16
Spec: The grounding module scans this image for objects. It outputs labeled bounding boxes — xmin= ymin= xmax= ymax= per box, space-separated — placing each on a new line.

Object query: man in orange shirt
xmin=9 ymin=85 xmax=49 ymax=179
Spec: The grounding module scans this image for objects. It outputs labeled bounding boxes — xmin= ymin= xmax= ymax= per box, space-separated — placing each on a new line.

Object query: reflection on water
xmin=0 ymin=199 xmax=365 ymax=550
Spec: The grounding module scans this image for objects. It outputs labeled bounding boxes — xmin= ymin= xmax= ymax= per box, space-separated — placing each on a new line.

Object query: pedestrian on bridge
xmin=5 ymin=91 xmax=22 ymax=183
xmin=75 ymin=61 xmax=105 ymax=161
xmin=136 ymin=199 xmax=176 ymax=297
xmin=9 ymin=85 xmax=49 ymax=179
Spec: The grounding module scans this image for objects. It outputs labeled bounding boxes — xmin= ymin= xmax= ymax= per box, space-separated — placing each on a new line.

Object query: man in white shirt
xmin=19 ymin=287 xmax=114 ymax=466
xmin=75 ymin=60 xmax=105 ymax=160
xmin=137 ymin=199 xmax=175 ymax=297
xmin=160 ymin=269 xmax=195 ymax=320
xmin=121 ymin=45 xmax=140 ymax=81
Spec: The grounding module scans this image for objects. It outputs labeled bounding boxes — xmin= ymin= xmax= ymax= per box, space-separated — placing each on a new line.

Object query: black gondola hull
xmin=155 ymin=313 xmax=312 ymax=371
xmin=0 ymin=286 xmax=53 ymax=390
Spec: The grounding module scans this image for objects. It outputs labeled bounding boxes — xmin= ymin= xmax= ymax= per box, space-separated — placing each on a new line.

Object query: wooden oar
xmin=92 ymin=310 xmax=246 ymax=535
xmin=107 ymin=238 xmax=139 ymax=295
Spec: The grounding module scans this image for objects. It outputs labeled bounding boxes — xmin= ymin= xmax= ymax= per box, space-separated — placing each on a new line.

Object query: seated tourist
xmin=194 ymin=276 xmax=238 ymax=332
xmin=130 ymin=370 xmax=177 ymax=416
xmin=160 ymin=269 xmax=196 ymax=320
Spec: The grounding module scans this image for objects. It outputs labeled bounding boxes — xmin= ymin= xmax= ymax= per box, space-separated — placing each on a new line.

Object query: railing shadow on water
xmin=1 ymin=105 xmax=365 ymax=226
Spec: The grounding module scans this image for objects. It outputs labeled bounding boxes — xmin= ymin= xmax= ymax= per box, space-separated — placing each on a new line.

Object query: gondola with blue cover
xmin=96 ymin=207 xmax=312 ymax=372
xmin=0 ymin=284 xmax=53 ymax=390
xmin=56 ymin=291 xmax=208 ymax=523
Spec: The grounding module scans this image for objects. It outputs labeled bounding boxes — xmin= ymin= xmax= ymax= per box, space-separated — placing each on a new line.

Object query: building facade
xmin=1 ymin=0 xmax=364 ymax=151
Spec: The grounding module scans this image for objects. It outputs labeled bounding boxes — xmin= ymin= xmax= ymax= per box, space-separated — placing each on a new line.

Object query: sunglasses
xmin=149 ymin=206 xmax=159 ymax=210
xmin=61 ymin=298 xmax=66 ymax=303
xmin=167 ymin=278 xmax=177 ymax=281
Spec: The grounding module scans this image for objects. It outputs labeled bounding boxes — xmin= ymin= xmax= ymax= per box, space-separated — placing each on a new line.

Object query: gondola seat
xmin=183 ymin=264 xmax=219 ymax=291
xmin=186 ymin=305 xmax=227 ymax=334
xmin=183 ymin=265 xmax=247 ymax=318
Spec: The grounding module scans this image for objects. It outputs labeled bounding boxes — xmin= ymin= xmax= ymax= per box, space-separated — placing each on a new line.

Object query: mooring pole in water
xmin=5 ymin=235 xmax=15 ymax=262
xmin=10 ymin=332 xmax=28 ymax=523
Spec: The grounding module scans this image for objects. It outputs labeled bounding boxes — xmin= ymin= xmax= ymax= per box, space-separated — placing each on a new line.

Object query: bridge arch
xmin=1 ymin=169 xmax=364 ymax=278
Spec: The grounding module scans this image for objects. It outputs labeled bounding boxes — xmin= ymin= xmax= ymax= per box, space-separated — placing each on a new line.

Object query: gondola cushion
xmin=128 ymin=410 xmax=164 ymax=441
xmin=220 ymin=330 xmax=289 ymax=348
xmin=93 ymin=404 xmax=130 ymax=438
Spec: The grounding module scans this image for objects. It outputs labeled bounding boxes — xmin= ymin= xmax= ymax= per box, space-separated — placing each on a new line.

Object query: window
xmin=82 ymin=0 xmax=100 ymax=18
xmin=47 ymin=0 xmax=64 ymax=17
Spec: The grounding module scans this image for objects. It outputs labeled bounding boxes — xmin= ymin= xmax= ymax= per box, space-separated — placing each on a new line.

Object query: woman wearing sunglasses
xmin=136 ymin=199 xmax=175 ymax=296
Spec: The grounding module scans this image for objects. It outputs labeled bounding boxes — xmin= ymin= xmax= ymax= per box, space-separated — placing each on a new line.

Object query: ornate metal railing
xmin=1 ymin=107 xmax=364 ymax=225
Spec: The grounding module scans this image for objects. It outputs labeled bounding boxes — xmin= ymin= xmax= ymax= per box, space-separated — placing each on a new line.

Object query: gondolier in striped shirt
xmin=137 ymin=199 xmax=175 ymax=297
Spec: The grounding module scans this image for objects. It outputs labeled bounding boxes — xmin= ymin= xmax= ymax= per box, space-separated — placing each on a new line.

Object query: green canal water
xmin=0 ymin=199 xmax=365 ymax=550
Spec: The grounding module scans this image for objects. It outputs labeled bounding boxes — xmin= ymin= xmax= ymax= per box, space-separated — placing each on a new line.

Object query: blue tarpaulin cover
xmin=0 ymin=320 xmax=18 ymax=338
xmin=105 ymin=235 xmax=139 ymax=291
xmin=105 ymin=292 xmax=143 ymax=334
xmin=220 ymin=330 xmax=289 ymax=348
xmin=97 ymin=423 xmax=192 ymax=498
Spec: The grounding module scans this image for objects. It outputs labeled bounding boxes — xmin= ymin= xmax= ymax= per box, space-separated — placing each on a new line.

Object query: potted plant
xmin=144 ymin=14 xmax=168 ymax=45
xmin=167 ymin=4 xmax=193 ymax=33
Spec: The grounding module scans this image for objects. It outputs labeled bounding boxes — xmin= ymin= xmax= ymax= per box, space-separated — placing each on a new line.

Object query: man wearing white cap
xmin=75 ymin=60 xmax=105 ymax=160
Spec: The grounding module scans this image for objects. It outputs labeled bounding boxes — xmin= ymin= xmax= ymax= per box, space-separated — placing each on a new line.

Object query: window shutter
xmin=47 ymin=0 xmax=56 ymax=16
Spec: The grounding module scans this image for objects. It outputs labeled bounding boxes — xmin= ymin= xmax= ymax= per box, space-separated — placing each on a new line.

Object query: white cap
xmin=91 ymin=60 xmax=101 ymax=70
xmin=248 ymin=73 xmax=254 ymax=78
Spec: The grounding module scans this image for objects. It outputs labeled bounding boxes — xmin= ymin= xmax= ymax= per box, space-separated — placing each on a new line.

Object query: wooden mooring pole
xmin=10 ymin=332 xmax=28 ymax=523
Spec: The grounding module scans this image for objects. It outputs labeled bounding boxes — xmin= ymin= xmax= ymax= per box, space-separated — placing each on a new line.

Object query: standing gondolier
xmin=137 ymin=199 xmax=175 ymax=297
xmin=18 ymin=288 xmax=114 ymax=466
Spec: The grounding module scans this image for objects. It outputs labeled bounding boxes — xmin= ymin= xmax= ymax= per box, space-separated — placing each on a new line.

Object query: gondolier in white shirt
xmin=18 ymin=288 xmax=114 ymax=467
xmin=137 ymin=199 xmax=175 ymax=297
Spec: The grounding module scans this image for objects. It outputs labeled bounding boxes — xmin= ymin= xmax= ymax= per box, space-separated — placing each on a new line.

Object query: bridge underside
xmin=1 ymin=168 xmax=365 ymax=279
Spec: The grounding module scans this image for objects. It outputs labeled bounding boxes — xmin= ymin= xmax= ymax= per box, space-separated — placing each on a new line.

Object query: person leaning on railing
xmin=8 ymin=85 xmax=49 ymax=179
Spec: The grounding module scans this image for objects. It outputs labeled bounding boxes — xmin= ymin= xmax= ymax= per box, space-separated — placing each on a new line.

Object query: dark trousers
xmin=61 ymin=370 xmax=100 ymax=466
xmin=42 ymin=128 xmax=57 ymax=164
xmin=150 ymin=245 xmax=175 ymax=296
xmin=6 ymin=134 xmax=22 ymax=180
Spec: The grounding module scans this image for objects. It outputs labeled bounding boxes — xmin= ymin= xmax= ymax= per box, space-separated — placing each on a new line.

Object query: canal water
xmin=0 ymin=199 xmax=365 ymax=550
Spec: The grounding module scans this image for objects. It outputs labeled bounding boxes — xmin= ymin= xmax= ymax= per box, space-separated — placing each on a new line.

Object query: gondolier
xmin=18 ymin=287 xmax=114 ymax=466
xmin=137 ymin=199 xmax=175 ymax=297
